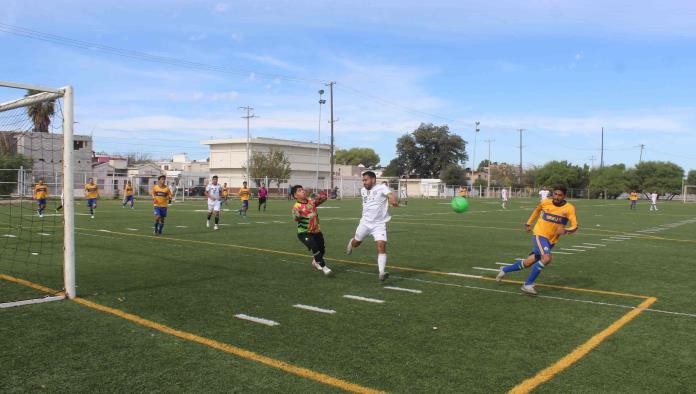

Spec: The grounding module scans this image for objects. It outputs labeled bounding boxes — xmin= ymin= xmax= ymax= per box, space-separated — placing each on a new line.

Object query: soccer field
xmin=2 ymin=197 xmax=696 ymax=393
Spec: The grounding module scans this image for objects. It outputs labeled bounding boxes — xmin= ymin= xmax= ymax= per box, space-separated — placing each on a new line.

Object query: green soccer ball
xmin=451 ymin=196 xmax=469 ymax=213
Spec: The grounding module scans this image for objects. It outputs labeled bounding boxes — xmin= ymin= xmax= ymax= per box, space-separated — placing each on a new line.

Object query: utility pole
xmin=484 ymin=139 xmax=494 ymax=197
xmin=637 ymin=144 xmax=646 ymax=163
xmin=600 ymin=127 xmax=604 ymax=169
xmin=326 ymin=81 xmax=336 ymax=190
xmin=316 ymin=90 xmax=326 ymax=191
xmin=517 ymin=128 xmax=525 ymax=183
xmin=588 ymin=155 xmax=596 ymax=168
xmin=240 ymin=106 xmax=257 ymax=183
xmin=472 ymin=121 xmax=480 ymax=177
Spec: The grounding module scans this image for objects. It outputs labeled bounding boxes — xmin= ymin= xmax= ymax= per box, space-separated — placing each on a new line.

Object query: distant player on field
xmin=237 ymin=181 xmax=251 ymax=217
xmin=222 ymin=183 xmax=230 ymax=205
xmin=539 ymin=186 xmax=550 ymax=201
xmin=346 ymin=171 xmax=399 ymax=281
xmin=630 ymin=190 xmax=638 ymax=210
xmin=650 ymin=191 xmax=659 ymax=211
xmin=151 ymin=175 xmax=172 ymax=235
xmin=34 ymin=179 xmax=48 ymax=217
xmin=84 ymin=178 xmax=99 ymax=219
xmin=501 ymin=187 xmax=509 ymax=209
xmin=205 ymin=175 xmax=223 ymax=230
xmin=496 ymin=185 xmax=578 ymax=295
xmin=459 ymin=185 xmax=468 ymax=198
xmin=291 ymin=185 xmax=332 ymax=276
xmin=122 ymin=180 xmax=135 ymax=209
xmin=258 ymin=183 xmax=268 ymax=212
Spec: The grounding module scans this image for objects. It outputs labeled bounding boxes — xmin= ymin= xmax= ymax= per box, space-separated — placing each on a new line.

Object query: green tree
xmin=687 ymin=170 xmax=696 ymax=185
xmin=440 ymin=164 xmax=468 ymax=186
xmin=395 ymin=123 xmax=467 ymax=178
xmin=381 ymin=158 xmax=399 ymax=177
xmin=477 ymin=159 xmax=490 ymax=172
xmin=490 ymin=163 xmax=518 ymax=187
xmin=535 ymin=161 xmax=588 ymax=190
xmin=245 ymin=149 xmax=292 ymax=188
xmin=0 ymin=154 xmax=33 ymax=195
xmin=335 ymin=148 xmax=380 ymax=168
xmin=589 ymin=164 xmax=631 ymax=198
xmin=634 ymin=161 xmax=684 ymax=195
xmin=25 ymin=89 xmax=55 ymax=133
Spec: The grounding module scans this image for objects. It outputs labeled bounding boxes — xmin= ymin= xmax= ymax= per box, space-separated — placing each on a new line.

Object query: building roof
xmin=201 ymin=136 xmax=330 ymax=150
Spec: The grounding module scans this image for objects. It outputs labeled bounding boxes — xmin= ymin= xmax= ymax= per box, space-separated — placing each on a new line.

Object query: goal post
xmin=0 ymin=81 xmax=75 ymax=305
xmin=684 ymin=184 xmax=696 ymax=203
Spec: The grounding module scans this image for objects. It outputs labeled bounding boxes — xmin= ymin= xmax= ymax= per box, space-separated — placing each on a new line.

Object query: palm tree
xmin=25 ymin=89 xmax=55 ymax=133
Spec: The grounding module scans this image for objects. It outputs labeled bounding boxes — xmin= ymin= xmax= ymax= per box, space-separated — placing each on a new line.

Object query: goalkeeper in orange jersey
xmin=496 ymin=184 xmax=578 ymax=295
xmin=291 ymin=185 xmax=332 ymax=276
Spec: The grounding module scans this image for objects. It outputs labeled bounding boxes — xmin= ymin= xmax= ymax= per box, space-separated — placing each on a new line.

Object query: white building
xmin=156 ymin=154 xmax=209 ymax=188
xmin=201 ymin=137 xmax=331 ymax=189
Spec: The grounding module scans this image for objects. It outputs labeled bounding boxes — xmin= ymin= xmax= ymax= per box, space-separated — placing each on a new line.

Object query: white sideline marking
xmin=3 ymin=234 xmax=16 ymax=238
xmin=238 ymin=222 xmax=250 ymax=225
xmin=473 ymin=267 xmax=500 ymax=272
xmin=0 ymin=295 xmax=64 ymax=309
xmin=603 ymin=239 xmax=624 ymax=242
xmin=31 ymin=252 xmax=38 ymax=256
xmin=553 ymin=251 xmax=573 ymax=255
xmin=447 ymin=272 xmax=484 ymax=279
xmin=293 ymin=304 xmax=336 ymax=314
xmin=495 ymin=262 xmax=511 ymax=266
xmin=560 ymin=248 xmax=586 ymax=252
xmin=384 ymin=286 xmax=422 ymax=294
xmin=343 ymin=295 xmax=384 ymax=304
xmin=610 ymin=236 xmax=631 ymax=239
xmin=571 ymin=245 xmax=596 ymax=249
xmin=219 ymin=223 xmax=231 ymax=226
xmin=234 ymin=313 xmax=280 ymax=326
xmin=272 ymin=221 xmax=286 ymax=224
xmin=255 ymin=222 xmax=268 ymax=224
xmin=97 ymin=229 xmax=112 ymax=233
xmin=175 ymin=225 xmax=188 ymax=228
xmin=583 ymin=243 xmax=605 ymax=247
xmin=38 ymin=233 xmax=51 ymax=236
xmin=125 ymin=228 xmax=139 ymax=231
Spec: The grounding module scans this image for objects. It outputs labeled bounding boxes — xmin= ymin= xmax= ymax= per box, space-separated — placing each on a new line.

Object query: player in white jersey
xmin=205 ymin=175 xmax=223 ymax=230
xmin=539 ymin=186 xmax=550 ymax=201
xmin=650 ymin=191 xmax=659 ymax=211
xmin=346 ymin=171 xmax=399 ymax=281
xmin=501 ymin=187 xmax=509 ymax=209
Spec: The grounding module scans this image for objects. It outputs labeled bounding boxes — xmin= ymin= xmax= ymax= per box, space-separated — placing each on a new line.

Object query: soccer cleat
xmin=39 ymin=214 xmax=43 ymax=218
xmin=214 ymin=224 xmax=219 ymax=230
xmin=495 ymin=269 xmax=506 ymax=282
xmin=322 ymin=266 xmax=333 ymax=276
xmin=311 ymin=260 xmax=323 ymax=271
xmin=521 ymin=284 xmax=538 ymax=295
xmin=379 ymin=272 xmax=390 ymax=282
xmin=206 ymin=220 xmax=210 ymax=228
xmin=346 ymin=239 xmax=354 ymax=255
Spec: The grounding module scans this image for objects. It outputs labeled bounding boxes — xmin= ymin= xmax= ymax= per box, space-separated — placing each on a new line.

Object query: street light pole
xmin=485 ymin=139 xmax=494 ymax=197
xmin=316 ymin=90 xmax=326 ymax=191
xmin=240 ymin=106 xmax=257 ymax=183
xmin=473 ymin=121 xmax=480 ymax=178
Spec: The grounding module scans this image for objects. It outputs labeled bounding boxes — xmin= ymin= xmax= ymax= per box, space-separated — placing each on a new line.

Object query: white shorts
xmin=208 ymin=200 xmax=221 ymax=212
xmin=354 ymin=221 xmax=388 ymax=242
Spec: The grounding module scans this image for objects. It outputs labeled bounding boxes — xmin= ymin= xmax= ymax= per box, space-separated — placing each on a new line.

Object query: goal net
xmin=0 ymin=81 xmax=75 ymax=307
xmin=684 ymin=185 xmax=696 ymax=203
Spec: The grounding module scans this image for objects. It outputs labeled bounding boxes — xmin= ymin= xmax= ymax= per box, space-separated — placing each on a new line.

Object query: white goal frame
xmin=684 ymin=184 xmax=696 ymax=203
xmin=0 ymin=80 xmax=76 ymax=301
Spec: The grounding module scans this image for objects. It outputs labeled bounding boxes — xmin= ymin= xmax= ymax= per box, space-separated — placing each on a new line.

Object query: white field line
xmin=97 ymin=229 xmax=112 ymax=233
xmin=125 ymin=228 xmax=139 ymax=231
xmin=3 ymin=234 xmax=17 ymax=238
xmin=570 ymin=245 xmax=596 ymax=249
xmin=343 ymin=295 xmax=385 ymax=304
xmin=384 ymin=286 xmax=422 ymax=294
xmin=255 ymin=222 xmax=268 ymax=224
xmin=292 ymin=304 xmax=336 ymax=314
xmin=38 ymin=232 xmax=51 ymax=236
xmin=553 ymin=251 xmax=574 ymax=255
xmin=447 ymin=272 xmax=484 ymax=279
xmin=345 ymin=269 xmax=696 ymax=318
xmin=560 ymin=248 xmax=586 ymax=252
xmin=603 ymin=239 xmax=624 ymax=242
xmin=0 ymin=295 xmax=64 ymax=309
xmin=473 ymin=267 xmax=500 ymax=272
xmin=175 ymin=225 xmax=188 ymax=228
xmin=495 ymin=262 xmax=511 ymax=266
xmin=234 ymin=313 xmax=280 ymax=326
xmin=582 ymin=243 xmax=605 ymax=247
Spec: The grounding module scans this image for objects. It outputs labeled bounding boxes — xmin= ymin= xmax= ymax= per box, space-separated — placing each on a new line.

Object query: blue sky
xmin=2 ymin=0 xmax=695 ymax=172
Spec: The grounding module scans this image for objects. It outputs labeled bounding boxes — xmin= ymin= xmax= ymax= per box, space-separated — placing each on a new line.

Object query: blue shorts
xmin=37 ymin=199 xmax=46 ymax=206
xmin=87 ymin=198 xmax=97 ymax=207
xmin=242 ymin=200 xmax=249 ymax=207
xmin=153 ymin=207 xmax=168 ymax=217
xmin=531 ymin=235 xmax=554 ymax=258
xmin=631 ymin=200 xmax=637 ymax=205
xmin=125 ymin=195 xmax=134 ymax=202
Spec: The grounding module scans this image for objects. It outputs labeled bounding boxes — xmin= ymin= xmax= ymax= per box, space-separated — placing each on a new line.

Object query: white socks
xmin=378 ymin=254 xmax=387 ymax=274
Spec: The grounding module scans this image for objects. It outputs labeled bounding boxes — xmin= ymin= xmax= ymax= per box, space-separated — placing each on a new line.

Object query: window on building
xmin=73 ymin=141 xmax=85 ymax=150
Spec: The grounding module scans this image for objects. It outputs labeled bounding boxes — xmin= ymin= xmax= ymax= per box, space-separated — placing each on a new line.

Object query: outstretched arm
xmin=387 ymin=191 xmax=399 ymax=207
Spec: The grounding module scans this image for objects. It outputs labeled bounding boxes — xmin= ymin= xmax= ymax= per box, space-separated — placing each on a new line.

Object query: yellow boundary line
xmin=75 ymin=227 xmax=650 ymax=300
xmin=509 ymin=296 xmax=657 ymax=394
xmin=0 ymin=273 xmax=384 ymax=394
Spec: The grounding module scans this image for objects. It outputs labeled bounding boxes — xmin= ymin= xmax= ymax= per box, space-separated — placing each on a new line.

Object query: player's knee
xmin=541 ymin=255 xmax=552 ymax=265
